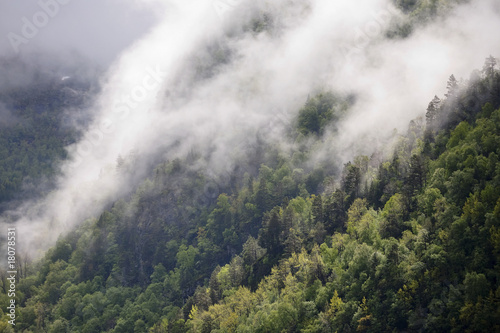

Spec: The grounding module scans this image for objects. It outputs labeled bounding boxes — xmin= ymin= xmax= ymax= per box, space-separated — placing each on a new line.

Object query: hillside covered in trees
xmin=1 ymin=55 xmax=499 ymax=332
xmin=0 ymin=59 xmax=95 ymax=208
xmin=1 ymin=0 xmax=500 ymax=332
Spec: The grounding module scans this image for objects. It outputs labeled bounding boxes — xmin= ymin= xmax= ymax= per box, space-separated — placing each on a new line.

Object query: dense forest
xmin=0 ymin=60 xmax=94 ymax=208
xmin=1 ymin=55 xmax=499 ymax=332
xmin=1 ymin=0 xmax=500 ymax=332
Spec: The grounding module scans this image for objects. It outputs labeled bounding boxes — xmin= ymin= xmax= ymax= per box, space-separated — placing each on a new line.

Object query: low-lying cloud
xmin=1 ymin=0 xmax=500 ymax=260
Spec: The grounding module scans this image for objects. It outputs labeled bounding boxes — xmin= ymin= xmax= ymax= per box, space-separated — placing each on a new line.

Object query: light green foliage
xmin=8 ymin=60 xmax=500 ymax=332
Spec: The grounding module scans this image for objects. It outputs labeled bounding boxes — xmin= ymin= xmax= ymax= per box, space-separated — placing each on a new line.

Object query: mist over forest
xmin=1 ymin=0 xmax=500 ymax=332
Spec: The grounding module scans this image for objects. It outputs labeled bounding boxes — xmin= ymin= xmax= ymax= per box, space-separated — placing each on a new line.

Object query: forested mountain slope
xmin=1 ymin=0 xmax=500 ymax=332
xmin=1 ymin=56 xmax=499 ymax=332
xmin=0 ymin=59 xmax=96 ymax=209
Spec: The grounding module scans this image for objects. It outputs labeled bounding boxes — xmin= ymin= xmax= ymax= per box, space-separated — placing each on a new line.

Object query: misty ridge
xmin=0 ymin=0 xmax=500 ymax=331
xmin=1 ymin=0 xmax=498 ymax=255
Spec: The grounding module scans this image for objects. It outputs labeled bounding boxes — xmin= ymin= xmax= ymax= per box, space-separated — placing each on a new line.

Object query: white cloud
xmin=1 ymin=0 xmax=500 ymax=258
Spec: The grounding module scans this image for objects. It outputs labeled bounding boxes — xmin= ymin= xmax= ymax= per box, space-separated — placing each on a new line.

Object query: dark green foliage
xmin=296 ymin=92 xmax=351 ymax=136
xmin=4 ymin=59 xmax=500 ymax=332
xmin=259 ymin=208 xmax=283 ymax=256
xmin=0 ymin=75 xmax=89 ymax=206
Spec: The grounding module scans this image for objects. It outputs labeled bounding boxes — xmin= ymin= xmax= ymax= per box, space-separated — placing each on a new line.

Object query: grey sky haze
xmin=0 ymin=0 xmax=161 ymax=66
